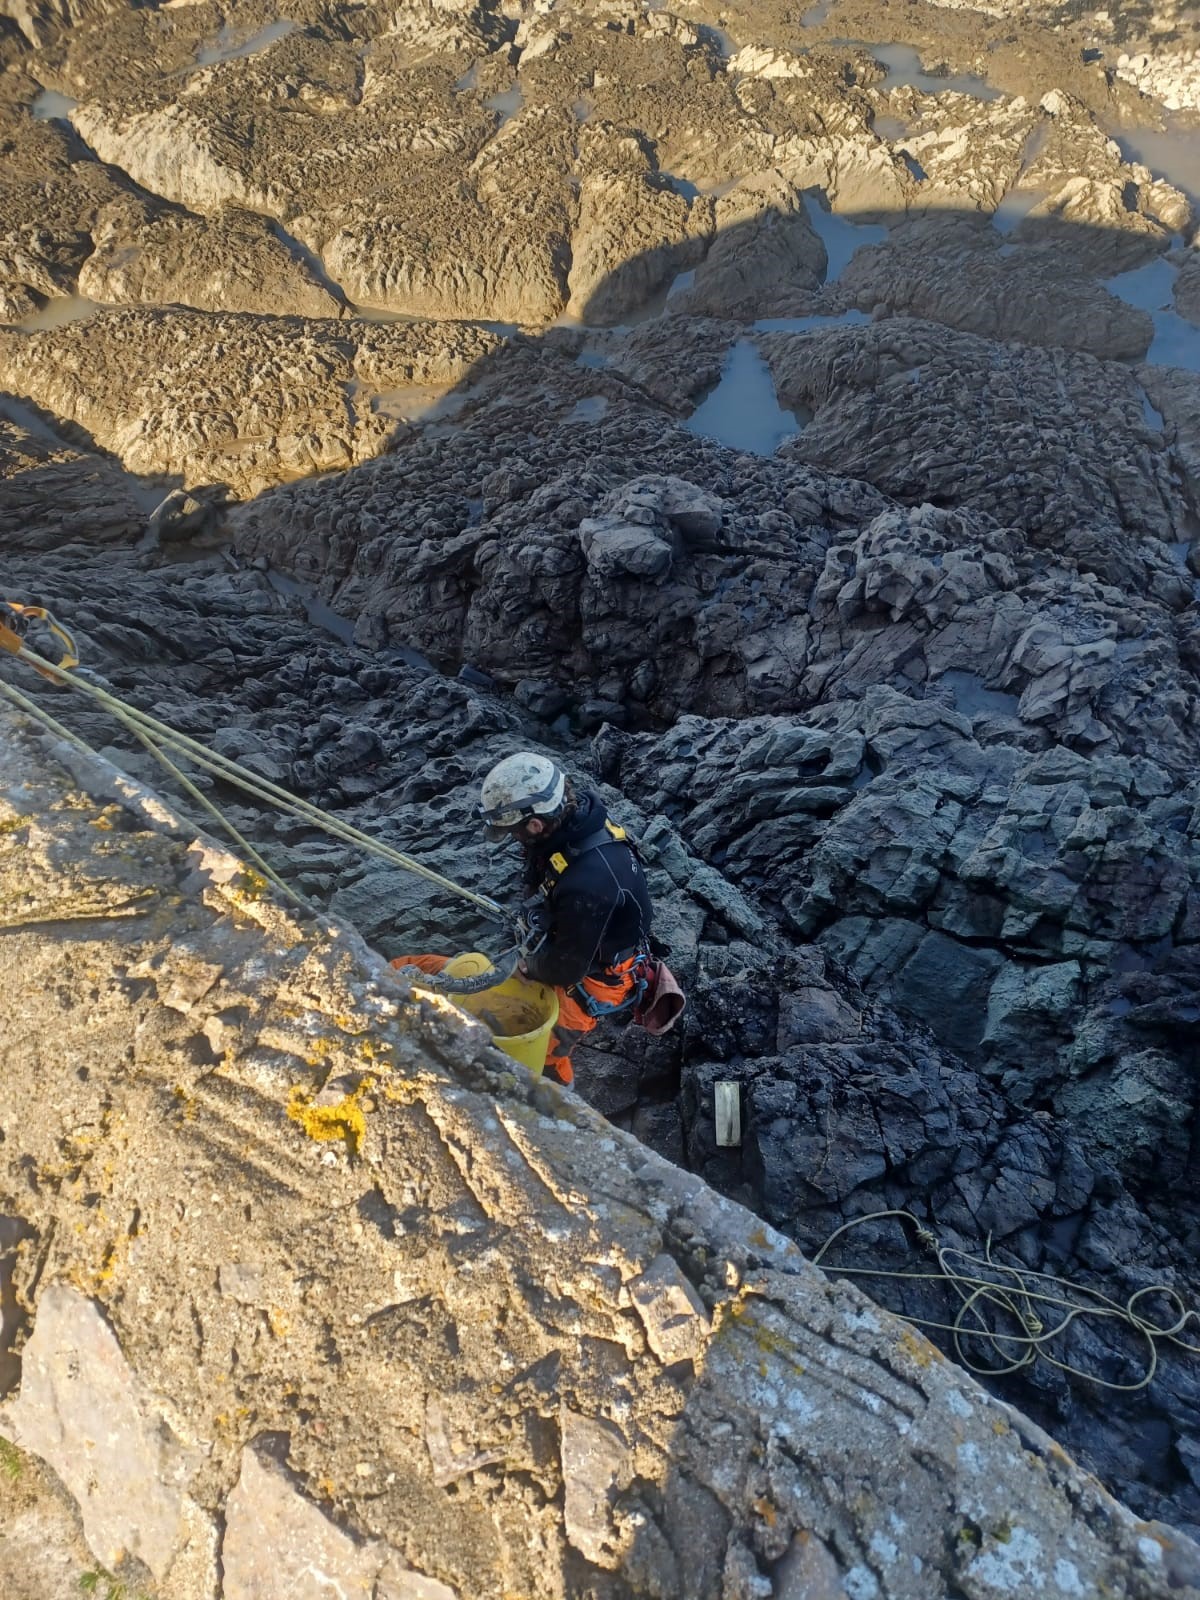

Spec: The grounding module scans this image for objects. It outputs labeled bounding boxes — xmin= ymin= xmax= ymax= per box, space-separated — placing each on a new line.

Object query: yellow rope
xmin=0 ymin=610 xmax=507 ymax=925
xmin=9 ymin=600 xmax=1200 ymax=1391
xmin=0 ymin=673 xmax=94 ymax=755
xmin=813 ymin=1209 xmax=1200 ymax=1392
xmin=0 ymin=670 xmax=309 ymax=909
xmin=112 ymin=696 xmax=310 ymax=910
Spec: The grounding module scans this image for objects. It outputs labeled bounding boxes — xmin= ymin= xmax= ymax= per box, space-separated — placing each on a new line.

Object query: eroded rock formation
xmin=5 ymin=525 xmax=1200 ymax=1549
xmin=3 ymin=703 xmax=1200 ymax=1600
xmin=3 ymin=0 xmax=1200 ymax=1580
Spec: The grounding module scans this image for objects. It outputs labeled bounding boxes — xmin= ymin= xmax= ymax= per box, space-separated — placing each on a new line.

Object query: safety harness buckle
xmin=569 ymin=946 xmax=654 ymax=1020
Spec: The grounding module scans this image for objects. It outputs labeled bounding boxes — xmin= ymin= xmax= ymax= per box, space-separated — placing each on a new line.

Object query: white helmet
xmin=478 ymin=752 xmax=567 ymax=839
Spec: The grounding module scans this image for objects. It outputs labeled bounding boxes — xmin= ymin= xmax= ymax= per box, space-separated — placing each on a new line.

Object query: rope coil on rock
xmin=0 ymin=602 xmax=509 ymax=932
xmin=814 ymin=1209 xmax=1200 ymax=1392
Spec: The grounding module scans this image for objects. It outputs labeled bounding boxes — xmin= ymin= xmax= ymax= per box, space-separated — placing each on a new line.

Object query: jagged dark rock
xmin=3 ymin=0 xmax=1200 ymax=1582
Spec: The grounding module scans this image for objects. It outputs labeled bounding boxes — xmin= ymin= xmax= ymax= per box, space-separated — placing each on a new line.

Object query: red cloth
xmin=633 ymin=959 xmax=686 ymax=1035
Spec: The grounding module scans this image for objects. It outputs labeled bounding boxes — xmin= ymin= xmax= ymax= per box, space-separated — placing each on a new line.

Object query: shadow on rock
xmin=5 ymin=189 xmax=1200 ymax=1538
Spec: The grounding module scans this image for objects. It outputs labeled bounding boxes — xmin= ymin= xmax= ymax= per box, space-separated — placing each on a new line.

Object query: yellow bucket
xmin=439 ymin=952 xmax=559 ymax=1076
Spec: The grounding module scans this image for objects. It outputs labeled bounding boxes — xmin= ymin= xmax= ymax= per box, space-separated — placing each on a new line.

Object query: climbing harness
xmin=541 ymin=816 xmax=632 ymax=885
xmin=567 ymin=946 xmax=654 ymax=1019
xmin=0 ymin=599 xmax=509 ymax=931
xmin=813 ymin=1209 xmax=1200 ymax=1393
xmin=533 ymin=815 xmax=656 ymax=1015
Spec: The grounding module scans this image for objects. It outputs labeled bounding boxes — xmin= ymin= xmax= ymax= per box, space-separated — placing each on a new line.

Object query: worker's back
xmin=522 ymin=789 xmax=652 ymax=989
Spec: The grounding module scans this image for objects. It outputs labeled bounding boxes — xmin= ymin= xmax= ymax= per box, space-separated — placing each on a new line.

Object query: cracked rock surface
xmin=4 ymin=0 xmax=1200 ymax=1584
xmin=5 ymin=531 xmax=1200 ymax=1551
xmin=2 ymin=705 xmax=1200 ymax=1600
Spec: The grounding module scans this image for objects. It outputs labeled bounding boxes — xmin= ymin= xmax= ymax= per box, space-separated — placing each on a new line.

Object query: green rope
xmin=0 ymin=673 xmax=93 ymax=755
xmin=2 ymin=636 xmax=507 ymax=926
xmin=0 ymin=672 xmax=308 ymax=909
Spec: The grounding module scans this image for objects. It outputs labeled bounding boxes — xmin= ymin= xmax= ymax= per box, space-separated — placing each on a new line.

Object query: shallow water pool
xmin=868 ymin=42 xmax=1001 ymax=102
xmin=31 ymin=89 xmax=77 ymax=121
xmin=15 ymin=295 xmax=104 ymax=332
xmin=196 ymin=19 xmax=297 ymax=67
xmin=1105 ymin=257 xmax=1200 ymax=373
xmin=684 ymin=340 xmax=802 ymax=455
xmin=1109 ymin=116 xmax=1200 ymax=209
xmin=802 ymin=192 xmax=887 ymax=280
xmin=568 ymin=396 xmax=609 ymax=422
xmin=486 ymin=85 xmax=524 ymax=125
xmin=991 ymin=191 xmax=1047 ymax=236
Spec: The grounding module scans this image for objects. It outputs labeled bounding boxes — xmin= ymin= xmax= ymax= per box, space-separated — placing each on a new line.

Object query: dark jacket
xmin=521 ymin=789 xmax=653 ymax=990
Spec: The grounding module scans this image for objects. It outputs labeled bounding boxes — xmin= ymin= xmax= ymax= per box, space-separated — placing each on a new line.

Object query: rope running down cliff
xmin=0 ymin=605 xmax=508 ymax=930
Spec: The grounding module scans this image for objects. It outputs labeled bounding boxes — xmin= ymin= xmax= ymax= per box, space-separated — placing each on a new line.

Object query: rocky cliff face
xmin=3 ymin=702 xmax=1200 ymax=1600
xmin=3 ymin=0 xmax=1200 ymax=1581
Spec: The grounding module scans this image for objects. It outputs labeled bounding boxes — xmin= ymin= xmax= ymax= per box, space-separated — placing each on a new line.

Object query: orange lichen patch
xmin=231 ymin=868 xmax=271 ymax=903
xmin=711 ymin=1293 xmax=749 ymax=1340
xmin=173 ymin=1085 xmax=199 ymax=1120
xmin=712 ymin=1290 xmax=808 ymax=1377
xmin=287 ymin=1081 xmax=372 ymax=1155
xmin=753 ymin=1497 xmax=777 ymax=1527
xmin=898 ymin=1326 xmax=938 ymax=1368
xmin=712 ymin=1283 xmax=774 ymax=1342
xmin=753 ymin=1320 xmax=806 ymax=1372
xmin=303 ymin=1035 xmax=343 ymax=1069
xmin=357 ymin=1037 xmax=394 ymax=1065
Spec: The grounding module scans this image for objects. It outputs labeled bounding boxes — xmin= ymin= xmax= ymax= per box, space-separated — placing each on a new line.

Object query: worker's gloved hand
xmin=514 ymin=895 xmax=551 ymax=960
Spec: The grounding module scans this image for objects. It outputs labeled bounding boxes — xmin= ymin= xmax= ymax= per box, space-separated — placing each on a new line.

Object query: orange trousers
xmin=389 ymin=953 xmax=639 ymax=1087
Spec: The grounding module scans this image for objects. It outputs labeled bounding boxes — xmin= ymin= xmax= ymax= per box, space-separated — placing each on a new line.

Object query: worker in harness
xmin=394 ymin=753 xmax=669 ymax=1087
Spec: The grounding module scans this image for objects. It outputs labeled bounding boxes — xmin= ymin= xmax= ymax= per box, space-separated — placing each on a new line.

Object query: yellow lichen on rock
xmin=286 ymin=1083 xmax=372 ymax=1155
xmin=898 ymin=1325 xmax=938 ymax=1368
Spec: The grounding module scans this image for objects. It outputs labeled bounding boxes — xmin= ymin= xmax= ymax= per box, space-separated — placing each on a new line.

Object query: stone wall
xmin=1 ymin=699 xmax=1198 ymax=1599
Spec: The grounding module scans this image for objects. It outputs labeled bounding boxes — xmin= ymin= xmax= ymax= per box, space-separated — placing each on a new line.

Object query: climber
xmin=394 ymin=752 xmax=682 ymax=1087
